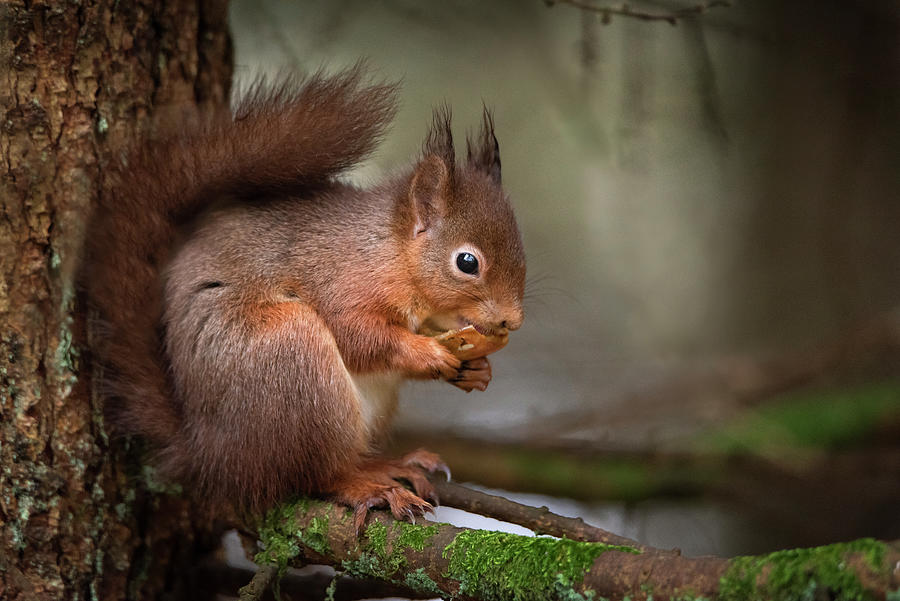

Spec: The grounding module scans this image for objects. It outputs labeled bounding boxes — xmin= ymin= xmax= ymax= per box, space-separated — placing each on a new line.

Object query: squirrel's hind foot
xmin=332 ymin=451 xmax=450 ymax=532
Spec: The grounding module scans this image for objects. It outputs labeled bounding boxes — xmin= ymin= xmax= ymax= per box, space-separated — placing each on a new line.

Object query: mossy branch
xmin=249 ymin=497 xmax=900 ymax=601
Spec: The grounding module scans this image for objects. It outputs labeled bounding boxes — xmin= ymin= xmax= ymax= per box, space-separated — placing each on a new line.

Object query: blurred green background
xmin=229 ymin=0 xmax=900 ymax=556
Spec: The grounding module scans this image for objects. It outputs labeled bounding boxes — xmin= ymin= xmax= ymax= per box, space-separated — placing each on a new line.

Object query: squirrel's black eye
xmin=456 ymin=252 xmax=479 ymax=275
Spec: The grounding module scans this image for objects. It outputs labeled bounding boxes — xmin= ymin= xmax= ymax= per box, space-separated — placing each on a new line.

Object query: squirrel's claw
xmin=337 ymin=457 xmax=442 ymax=534
xmin=350 ymin=487 xmax=432 ymax=534
xmin=353 ymin=503 xmax=370 ymax=534
xmin=399 ymin=448 xmax=451 ymax=484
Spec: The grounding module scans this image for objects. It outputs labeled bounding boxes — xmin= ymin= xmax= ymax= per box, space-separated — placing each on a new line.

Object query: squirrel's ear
xmin=409 ymin=154 xmax=449 ymax=238
xmin=466 ymin=107 xmax=501 ymax=185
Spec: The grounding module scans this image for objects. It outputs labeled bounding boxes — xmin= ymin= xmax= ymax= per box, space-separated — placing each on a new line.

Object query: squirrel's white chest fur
xmin=350 ymin=372 xmax=402 ymax=440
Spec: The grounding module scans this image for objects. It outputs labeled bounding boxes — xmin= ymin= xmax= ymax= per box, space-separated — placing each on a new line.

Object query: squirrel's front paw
xmin=449 ymin=356 xmax=492 ymax=392
xmin=405 ymin=337 xmax=462 ymax=380
xmin=425 ymin=338 xmax=463 ymax=380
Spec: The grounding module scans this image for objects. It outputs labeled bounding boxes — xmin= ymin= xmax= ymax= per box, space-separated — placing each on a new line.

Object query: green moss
xmin=341 ymin=552 xmax=382 ymax=579
xmin=256 ymin=503 xmax=301 ymax=568
xmin=442 ymin=530 xmax=639 ymax=601
xmin=255 ymin=499 xmax=330 ymax=569
xmin=343 ymin=519 xmax=440 ymax=580
xmin=719 ymin=538 xmax=891 ymax=601
xmin=554 ymin=573 xmax=601 ymax=601
xmin=365 ymin=520 xmax=388 ymax=557
xmin=404 ymin=568 xmax=444 ymax=596
xmin=324 ymin=576 xmax=337 ymax=601
xmin=392 ymin=520 xmax=440 ymax=553
xmin=303 ymin=515 xmax=332 ymax=556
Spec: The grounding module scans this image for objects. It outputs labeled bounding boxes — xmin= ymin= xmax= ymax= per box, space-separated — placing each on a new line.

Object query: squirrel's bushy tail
xmin=86 ymin=65 xmax=397 ymax=443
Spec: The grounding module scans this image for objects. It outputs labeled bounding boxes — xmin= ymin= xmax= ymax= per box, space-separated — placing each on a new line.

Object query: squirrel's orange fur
xmin=86 ymin=65 xmax=525 ymax=527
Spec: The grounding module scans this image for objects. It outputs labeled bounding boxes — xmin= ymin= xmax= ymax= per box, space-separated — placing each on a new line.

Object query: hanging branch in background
xmin=544 ymin=0 xmax=732 ymax=25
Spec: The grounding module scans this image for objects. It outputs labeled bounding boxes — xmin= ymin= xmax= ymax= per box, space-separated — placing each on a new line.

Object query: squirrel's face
xmin=404 ymin=153 xmax=525 ymax=337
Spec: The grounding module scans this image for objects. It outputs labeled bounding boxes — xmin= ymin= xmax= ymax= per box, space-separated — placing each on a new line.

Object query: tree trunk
xmin=1 ymin=1 xmax=231 ymax=599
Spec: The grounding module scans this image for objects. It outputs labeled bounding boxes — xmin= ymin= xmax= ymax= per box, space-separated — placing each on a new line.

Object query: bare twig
xmin=433 ymin=479 xmax=661 ymax=551
xmin=544 ymin=0 xmax=732 ymax=25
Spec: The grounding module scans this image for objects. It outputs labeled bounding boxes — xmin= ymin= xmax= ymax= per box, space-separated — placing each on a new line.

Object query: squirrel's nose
xmin=499 ymin=307 xmax=524 ymax=331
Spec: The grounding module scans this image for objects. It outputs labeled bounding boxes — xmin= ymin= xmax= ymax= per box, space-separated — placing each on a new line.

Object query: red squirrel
xmin=86 ymin=66 xmax=525 ymax=528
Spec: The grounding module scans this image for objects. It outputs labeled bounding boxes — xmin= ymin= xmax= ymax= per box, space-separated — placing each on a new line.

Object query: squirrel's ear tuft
xmin=467 ymin=106 xmax=501 ymax=185
xmin=409 ymin=154 xmax=449 ymax=238
xmin=423 ymin=105 xmax=455 ymax=170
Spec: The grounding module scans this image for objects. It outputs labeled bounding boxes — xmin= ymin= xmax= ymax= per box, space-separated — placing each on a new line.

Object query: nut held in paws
xmin=427 ymin=325 xmax=509 ymax=361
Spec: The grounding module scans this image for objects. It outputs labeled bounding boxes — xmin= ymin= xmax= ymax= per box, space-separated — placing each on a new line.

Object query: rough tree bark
xmin=1 ymin=1 xmax=230 ymax=599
